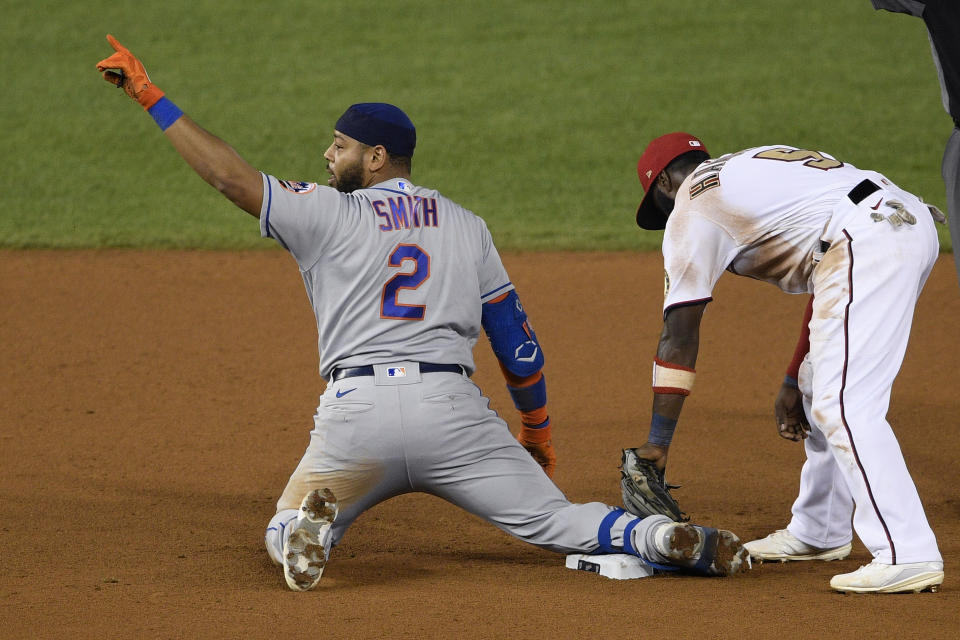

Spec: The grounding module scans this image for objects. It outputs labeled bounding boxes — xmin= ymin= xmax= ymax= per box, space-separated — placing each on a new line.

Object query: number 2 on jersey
xmin=381 ymin=243 xmax=430 ymax=320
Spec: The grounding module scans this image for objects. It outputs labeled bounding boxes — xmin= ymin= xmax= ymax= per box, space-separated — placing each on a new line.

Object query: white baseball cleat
xmin=830 ymin=560 xmax=944 ymax=594
xmin=654 ymin=522 xmax=750 ymax=576
xmin=283 ymin=488 xmax=339 ymax=591
xmin=744 ymin=529 xmax=851 ymax=563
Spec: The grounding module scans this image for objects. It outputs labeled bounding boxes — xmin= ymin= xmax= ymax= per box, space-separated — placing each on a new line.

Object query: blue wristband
xmin=507 ymin=374 xmax=547 ymax=412
xmin=522 ymin=416 xmax=550 ymax=429
xmin=148 ymin=96 xmax=184 ymax=131
xmin=648 ymin=413 xmax=678 ymax=447
xmin=783 ymin=375 xmax=799 ymax=389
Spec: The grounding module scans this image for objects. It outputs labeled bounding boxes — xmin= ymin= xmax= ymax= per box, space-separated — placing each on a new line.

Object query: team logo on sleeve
xmin=663 ymin=270 xmax=670 ymax=298
xmin=278 ymin=180 xmax=317 ymax=194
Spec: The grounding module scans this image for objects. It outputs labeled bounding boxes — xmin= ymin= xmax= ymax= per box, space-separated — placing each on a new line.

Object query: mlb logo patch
xmin=397 ymin=180 xmax=412 ymax=192
xmin=387 ymin=367 xmax=407 ymax=377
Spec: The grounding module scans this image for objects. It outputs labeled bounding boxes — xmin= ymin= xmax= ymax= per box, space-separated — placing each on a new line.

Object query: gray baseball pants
xmin=266 ymin=362 xmax=660 ymax=559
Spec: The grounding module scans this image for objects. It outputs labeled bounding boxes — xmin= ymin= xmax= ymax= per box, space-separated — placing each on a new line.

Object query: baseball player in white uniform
xmin=96 ymin=36 xmax=750 ymax=591
xmin=627 ymin=132 xmax=945 ymax=594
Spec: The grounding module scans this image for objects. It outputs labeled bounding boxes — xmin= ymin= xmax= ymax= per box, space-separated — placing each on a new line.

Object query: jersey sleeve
xmin=662 ymin=212 xmax=739 ymax=315
xmin=259 ymin=173 xmax=351 ymax=268
xmin=476 ymin=219 xmax=514 ymax=303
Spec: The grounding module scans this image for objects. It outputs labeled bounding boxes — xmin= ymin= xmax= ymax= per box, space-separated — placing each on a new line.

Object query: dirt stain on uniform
xmin=278 ymin=461 xmax=383 ymax=512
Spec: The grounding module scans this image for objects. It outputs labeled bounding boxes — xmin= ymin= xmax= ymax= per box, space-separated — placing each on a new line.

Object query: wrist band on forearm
xmin=783 ymin=375 xmax=799 ymax=389
xmin=520 ymin=407 xmax=548 ymax=427
xmin=649 ymin=413 xmax=678 ymax=447
xmin=148 ymin=96 xmax=183 ymax=131
xmin=519 ymin=419 xmax=552 ymax=441
xmin=507 ymin=373 xmax=547 ymax=412
xmin=652 ymin=358 xmax=695 ymax=396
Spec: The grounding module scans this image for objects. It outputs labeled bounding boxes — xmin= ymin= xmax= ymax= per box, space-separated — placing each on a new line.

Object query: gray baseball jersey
xmin=259 ymin=175 xmax=513 ymax=379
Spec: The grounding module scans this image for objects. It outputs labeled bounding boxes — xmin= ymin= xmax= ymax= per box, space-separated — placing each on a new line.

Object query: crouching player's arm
xmin=776 ymin=295 xmax=813 ymax=442
xmin=481 ymin=291 xmax=555 ymax=478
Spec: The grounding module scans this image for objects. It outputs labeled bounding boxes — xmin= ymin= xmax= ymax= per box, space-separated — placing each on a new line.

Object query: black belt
xmin=847 ymin=179 xmax=881 ymax=205
xmin=330 ymin=362 xmax=465 ymax=382
xmin=820 ymin=179 xmax=883 ymax=254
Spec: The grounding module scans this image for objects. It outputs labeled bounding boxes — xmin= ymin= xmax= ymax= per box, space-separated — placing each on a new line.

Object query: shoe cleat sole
xmin=283 ymin=488 xmax=338 ymax=592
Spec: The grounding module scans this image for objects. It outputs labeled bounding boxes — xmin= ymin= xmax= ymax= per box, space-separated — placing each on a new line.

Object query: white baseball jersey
xmin=662 ymin=145 xmax=890 ymax=311
xmin=259 ymin=175 xmax=513 ymax=379
xmin=661 ymin=144 xmax=942 ymax=565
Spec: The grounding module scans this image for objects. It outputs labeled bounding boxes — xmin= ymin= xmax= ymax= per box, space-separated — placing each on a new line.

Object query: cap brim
xmin=635 ymin=192 xmax=668 ymax=230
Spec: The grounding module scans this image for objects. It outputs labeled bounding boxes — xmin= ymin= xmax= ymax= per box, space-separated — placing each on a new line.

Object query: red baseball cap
xmin=635 ymin=132 xmax=708 ymax=229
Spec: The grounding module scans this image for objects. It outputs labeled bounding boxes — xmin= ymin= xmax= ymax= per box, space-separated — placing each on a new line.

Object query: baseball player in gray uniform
xmin=627 ymin=132 xmax=944 ymax=594
xmin=97 ymin=36 xmax=749 ymax=590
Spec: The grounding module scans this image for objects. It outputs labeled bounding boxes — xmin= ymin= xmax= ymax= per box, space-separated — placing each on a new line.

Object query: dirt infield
xmin=1 ymin=250 xmax=957 ymax=639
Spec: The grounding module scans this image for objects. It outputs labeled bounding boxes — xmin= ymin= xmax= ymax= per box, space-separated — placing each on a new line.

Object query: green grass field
xmin=1 ymin=0 xmax=952 ymax=251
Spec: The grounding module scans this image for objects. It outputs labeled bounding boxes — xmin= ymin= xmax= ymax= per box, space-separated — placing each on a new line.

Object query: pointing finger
xmin=106 ymin=34 xmax=128 ymax=53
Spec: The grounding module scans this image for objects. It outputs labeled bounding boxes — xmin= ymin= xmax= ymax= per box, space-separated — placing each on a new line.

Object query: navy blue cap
xmin=334 ymin=103 xmax=416 ymax=157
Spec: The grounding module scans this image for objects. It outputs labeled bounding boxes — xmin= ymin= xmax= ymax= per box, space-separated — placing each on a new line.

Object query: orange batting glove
xmin=96 ymin=34 xmax=164 ymax=109
xmin=518 ymin=422 xmax=556 ymax=478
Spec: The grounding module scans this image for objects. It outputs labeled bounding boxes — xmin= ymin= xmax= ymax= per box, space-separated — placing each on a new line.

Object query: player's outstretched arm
xmin=161 ymin=116 xmax=263 ymax=216
xmin=619 ymin=302 xmax=705 ymax=522
xmin=96 ymin=35 xmax=263 ymax=217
